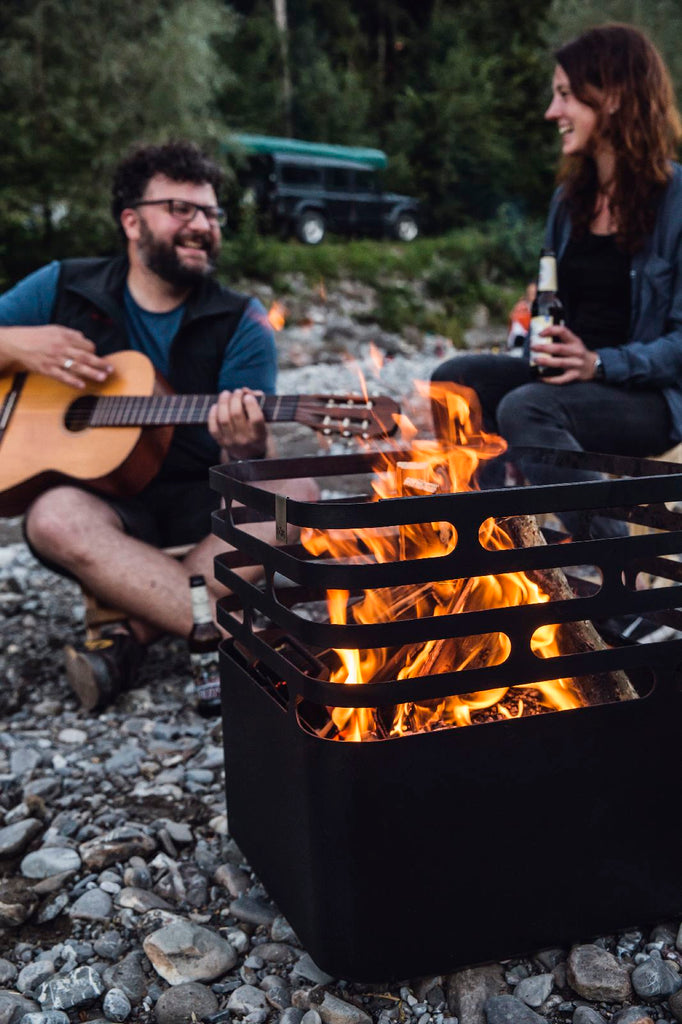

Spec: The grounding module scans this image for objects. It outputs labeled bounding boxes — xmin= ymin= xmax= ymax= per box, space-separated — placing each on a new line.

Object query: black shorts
xmin=24 ymin=475 xmax=221 ymax=579
xmin=105 ymin=475 xmax=222 ymax=548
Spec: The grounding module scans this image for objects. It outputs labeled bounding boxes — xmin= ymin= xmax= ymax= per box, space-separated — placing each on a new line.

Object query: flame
xmin=369 ymin=342 xmax=385 ymax=376
xmin=267 ymin=301 xmax=287 ymax=331
xmin=342 ymin=356 xmax=375 ymax=412
xmin=356 ymin=364 xmax=370 ymax=403
xmin=301 ymin=380 xmax=584 ymax=741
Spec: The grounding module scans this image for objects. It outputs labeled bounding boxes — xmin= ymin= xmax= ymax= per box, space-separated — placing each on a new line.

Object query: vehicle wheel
xmin=296 ymin=211 xmax=326 ymax=245
xmin=394 ymin=214 xmax=419 ymax=242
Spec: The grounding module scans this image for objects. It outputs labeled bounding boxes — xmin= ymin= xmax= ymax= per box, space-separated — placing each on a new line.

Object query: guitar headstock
xmin=295 ymin=395 xmax=400 ymax=439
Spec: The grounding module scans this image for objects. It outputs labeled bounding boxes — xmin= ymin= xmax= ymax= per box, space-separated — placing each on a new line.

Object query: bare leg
xmin=183 ymin=476 xmax=320 ymax=613
xmin=26 ymin=487 xmax=198 ymax=644
xmin=25 ymin=476 xmax=320 ymax=643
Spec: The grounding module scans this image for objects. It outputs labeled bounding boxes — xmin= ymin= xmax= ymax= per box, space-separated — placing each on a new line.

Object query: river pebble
xmin=485 ymin=995 xmax=546 ymax=1024
xmin=21 ymin=845 xmax=81 ymax=878
xmin=102 ymin=988 xmax=132 ymax=1022
xmin=632 ymin=957 xmax=682 ymax=1000
xmin=567 ymin=945 xmax=633 ymax=1003
xmin=17 ymin=961 xmax=56 ymax=994
xmin=154 ymin=982 xmax=218 ymax=1024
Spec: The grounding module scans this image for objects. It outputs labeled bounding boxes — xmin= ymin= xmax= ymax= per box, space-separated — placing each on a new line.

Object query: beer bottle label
xmin=190 ymin=651 xmax=221 ymax=703
xmin=528 ymin=314 xmax=552 ymax=367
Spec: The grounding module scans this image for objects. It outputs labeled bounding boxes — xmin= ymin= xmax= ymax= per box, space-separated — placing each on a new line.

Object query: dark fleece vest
xmin=52 ymin=255 xmax=250 ymax=481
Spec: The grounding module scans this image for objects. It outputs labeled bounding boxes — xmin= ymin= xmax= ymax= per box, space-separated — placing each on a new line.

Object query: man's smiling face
xmin=130 ymin=175 xmax=222 ymax=288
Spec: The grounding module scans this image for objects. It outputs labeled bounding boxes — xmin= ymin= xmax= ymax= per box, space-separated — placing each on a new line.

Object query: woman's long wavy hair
xmin=555 ymin=24 xmax=682 ymax=252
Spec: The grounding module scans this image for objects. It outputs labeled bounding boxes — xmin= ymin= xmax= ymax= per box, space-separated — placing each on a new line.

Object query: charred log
xmin=502 ymin=514 xmax=637 ymax=703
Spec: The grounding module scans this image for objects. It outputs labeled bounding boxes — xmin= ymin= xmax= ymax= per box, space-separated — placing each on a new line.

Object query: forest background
xmin=1 ymin=0 xmax=681 ymax=301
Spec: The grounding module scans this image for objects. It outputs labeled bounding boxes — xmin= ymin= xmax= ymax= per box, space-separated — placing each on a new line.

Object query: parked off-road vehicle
xmin=227 ymin=133 xmax=420 ymax=245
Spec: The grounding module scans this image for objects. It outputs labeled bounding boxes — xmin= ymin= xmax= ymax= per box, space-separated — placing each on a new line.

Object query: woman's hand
xmin=0 ymin=325 xmax=113 ymax=388
xmin=531 ymin=324 xmax=600 ymax=384
xmin=208 ymin=388 xmax=268 ymax=461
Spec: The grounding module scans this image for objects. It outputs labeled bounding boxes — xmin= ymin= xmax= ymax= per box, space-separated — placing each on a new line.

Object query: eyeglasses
xmin=133 ymin=198 xmax=226 ymax=226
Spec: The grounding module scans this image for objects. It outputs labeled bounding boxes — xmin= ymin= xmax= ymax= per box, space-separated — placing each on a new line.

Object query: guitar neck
xmin=90 ymin=394 xmax=299 ymax=428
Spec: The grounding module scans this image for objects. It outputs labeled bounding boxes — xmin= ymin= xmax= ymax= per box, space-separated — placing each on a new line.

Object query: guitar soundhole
xmin=65 ymin=396 xmax=96 ymax=432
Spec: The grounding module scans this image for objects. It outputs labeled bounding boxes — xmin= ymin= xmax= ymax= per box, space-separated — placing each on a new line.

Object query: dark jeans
xmin=431 ymin=354 xmax=674 ymax=538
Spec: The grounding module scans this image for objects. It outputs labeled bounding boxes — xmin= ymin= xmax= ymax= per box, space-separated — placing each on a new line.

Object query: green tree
xmin=218 ymin=0 xmax=374 ymax=144
xmin=215 ymin=0 xmax=285 ymax=135
xmin=0 ymin=0 xmax=233 ymax=286
xmin=385 ymin=6 xmax=555 ymax=228
xmin=290 ymin=20 xmax=372 ymax=143
xmin=387 ymin=40 xmax=511 ymax=222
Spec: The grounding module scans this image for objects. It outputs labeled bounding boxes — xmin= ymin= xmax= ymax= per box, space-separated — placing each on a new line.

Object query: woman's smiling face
xmin=545 ymin=64 xmax=600 ymax=156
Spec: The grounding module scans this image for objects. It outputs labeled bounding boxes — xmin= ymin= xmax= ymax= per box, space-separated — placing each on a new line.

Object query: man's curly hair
xmin=111 ymin=140 xmax=225 ymax=223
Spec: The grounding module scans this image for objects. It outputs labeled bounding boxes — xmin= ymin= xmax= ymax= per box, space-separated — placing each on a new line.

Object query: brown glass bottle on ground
xmin=188 ymin=574 xmax=222 ymax=718
xmin=528 ymin=248 xmax=565 ymax=378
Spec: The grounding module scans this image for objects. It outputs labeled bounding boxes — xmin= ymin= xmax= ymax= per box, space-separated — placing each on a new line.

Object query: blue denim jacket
xmin=545 ymin=161 xmax=682 ymax=441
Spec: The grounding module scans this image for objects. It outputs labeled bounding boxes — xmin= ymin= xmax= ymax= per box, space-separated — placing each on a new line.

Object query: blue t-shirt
xmin=0 ymin=260 xmax=277 ymax=395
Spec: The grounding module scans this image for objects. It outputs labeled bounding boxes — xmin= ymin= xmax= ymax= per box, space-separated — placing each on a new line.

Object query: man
xmin=0 ymin=140 xmax=315 ymax=710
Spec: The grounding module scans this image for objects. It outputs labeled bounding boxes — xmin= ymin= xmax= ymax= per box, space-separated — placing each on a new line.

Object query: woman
xmin=431 ymin=24 xmax=682 ymax=535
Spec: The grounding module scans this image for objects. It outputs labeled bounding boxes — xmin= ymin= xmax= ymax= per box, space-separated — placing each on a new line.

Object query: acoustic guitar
xmin=0 ymin=349 xmax=400 ymax=517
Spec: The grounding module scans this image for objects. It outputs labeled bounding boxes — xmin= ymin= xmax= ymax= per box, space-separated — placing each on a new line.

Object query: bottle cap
xmin=190 ymin=575 xmax=206 ymax=587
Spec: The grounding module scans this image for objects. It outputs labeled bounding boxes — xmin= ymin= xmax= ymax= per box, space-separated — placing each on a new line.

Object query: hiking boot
xmin=64 ymin=629 xmax=145 ymax=711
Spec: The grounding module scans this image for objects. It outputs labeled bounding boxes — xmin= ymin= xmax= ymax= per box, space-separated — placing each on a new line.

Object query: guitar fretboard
xmin=89 ymin=394 xmax=301 ymax=427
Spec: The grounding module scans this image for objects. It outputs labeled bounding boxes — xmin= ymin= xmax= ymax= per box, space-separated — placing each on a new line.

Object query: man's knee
xmin=289 ymin=477 xmax=320 ymax=503
xmin=25 ymin=487 xmax=117 ymax=561
xmin=261 ymin=476 xmax=320 ymax=503
xmin=26 ymin=488 xmax=73 ymax=552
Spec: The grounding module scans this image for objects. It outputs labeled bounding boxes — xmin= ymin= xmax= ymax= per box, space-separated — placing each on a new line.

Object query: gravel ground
xmin=1 ymin=287 xmax=681 ymax=1024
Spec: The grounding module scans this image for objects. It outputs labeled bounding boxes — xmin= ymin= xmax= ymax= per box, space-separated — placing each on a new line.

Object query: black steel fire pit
xmin=210 ymin=447 xmax=682 ymax=981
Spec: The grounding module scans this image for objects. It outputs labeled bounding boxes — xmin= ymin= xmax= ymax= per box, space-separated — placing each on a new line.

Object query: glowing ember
xmin=301 ymin=380 xmax=584 ymax=741
xmin=267 ymin=301 xmax=287 ymax=331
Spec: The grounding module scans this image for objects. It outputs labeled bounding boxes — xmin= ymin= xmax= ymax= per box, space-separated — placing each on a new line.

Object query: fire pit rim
xmin=210 ymin=445 xmax=682 ymax=534
xmin=217 ymin=601 xmax=682 ymax=707
xmin=222 ymin=636 xmax=667 ymax=737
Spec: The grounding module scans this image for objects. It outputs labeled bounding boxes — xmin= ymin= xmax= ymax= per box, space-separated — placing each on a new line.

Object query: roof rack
xmin=224 ymin=133 xmax=388 ymax=170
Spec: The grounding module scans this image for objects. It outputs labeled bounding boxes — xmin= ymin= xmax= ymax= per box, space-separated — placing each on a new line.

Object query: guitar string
xmin=91 ymin=396 xmax=301 ymax=426
xmin=82 ymin=395 xmax=381 ymax=428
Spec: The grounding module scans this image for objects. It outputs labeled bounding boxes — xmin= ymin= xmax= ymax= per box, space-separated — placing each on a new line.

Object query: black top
xmin=558 ymin=232 xmax=631 ymax=350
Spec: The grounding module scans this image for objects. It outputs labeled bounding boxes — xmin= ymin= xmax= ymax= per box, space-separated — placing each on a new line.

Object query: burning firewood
xmin=294 ymin=389 xmax=640 ymax=741
xmin=502 ymin=514 xmax=638 ymax=703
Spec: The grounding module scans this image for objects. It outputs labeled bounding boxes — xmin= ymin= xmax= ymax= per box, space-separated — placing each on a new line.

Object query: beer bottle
xmin=188 ymin=574 xmax=222 ymax=718
xmin=528 ymin=248 xmax=565 ymax=378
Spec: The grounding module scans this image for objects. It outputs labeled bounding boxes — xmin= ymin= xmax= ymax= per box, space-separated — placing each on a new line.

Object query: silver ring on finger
xmin=63 ymin=358 xmax=75 ymax=371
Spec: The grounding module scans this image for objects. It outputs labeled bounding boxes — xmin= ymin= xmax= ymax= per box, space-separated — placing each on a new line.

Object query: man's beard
xmin=137 ymin=219 xmax=219 ymax=288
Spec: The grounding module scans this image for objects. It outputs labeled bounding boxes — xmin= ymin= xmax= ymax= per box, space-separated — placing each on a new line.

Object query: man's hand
xmin=531 ymin=324 xmax=600 ymax=385
xmin=208 ymin=388 xmax=267 ymax=461
xmin=0 ymin=325 xmax=113 ymax=388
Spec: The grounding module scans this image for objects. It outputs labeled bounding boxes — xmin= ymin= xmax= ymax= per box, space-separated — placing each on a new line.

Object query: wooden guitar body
xmin=0 ymin=348 xmax=400 ymax=517
xmin=0 ymin=351 xmax=172 ymax=516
